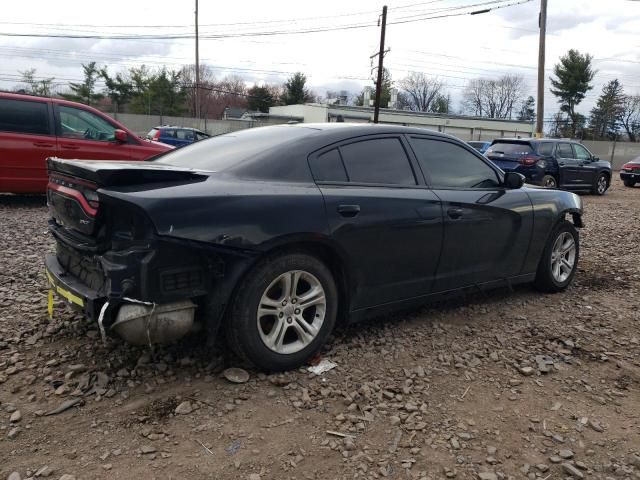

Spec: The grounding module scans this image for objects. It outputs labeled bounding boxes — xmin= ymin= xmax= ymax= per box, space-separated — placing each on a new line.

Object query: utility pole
xmin=535 ymin=0 xmax=547 ymax=138
xmin=195 ymin=0 xmax=200 ymax=121
xmin=373 ymin=5 xmax=387 ymax=124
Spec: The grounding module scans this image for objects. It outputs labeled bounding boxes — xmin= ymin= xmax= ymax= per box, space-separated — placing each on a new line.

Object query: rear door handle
xmin=447 ymin=208 xmax=463 ymax=219
xmin=60 ymin=144 xmax=80 ymax=150
xmin=33 ymin=142 xmax=54 ymax=148
xmin=337 ymin=204 xmax=360 ymax=217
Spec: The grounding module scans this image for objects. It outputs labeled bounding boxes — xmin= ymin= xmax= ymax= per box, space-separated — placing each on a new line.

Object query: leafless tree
xmin=620 ymin=94 xmax=640 ymax=142
xmin=462 ymin=74 xmax=526 ymax=119
xmin=397 ymin=72 xmax=444 ymax=112
xmin=180 ymin=64 xmax=217 ymax=117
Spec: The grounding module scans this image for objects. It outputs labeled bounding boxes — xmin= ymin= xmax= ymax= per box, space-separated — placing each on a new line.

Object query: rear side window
xmin=557 ymin=143 xmax=574 ymax=158
xmin=486 ymin=142 xmax=533 ymax=155
xmin=309 ymin=149 xmax=348 ymax=182
xmin=536 ymin=142 xmax=555 ymax=156
xmin=0 ymin=98 xmax=50 ymax=135
xmin=339 ymin=138 xmax=416 ymax=185
xmin=410 ymin=138 xmax=500 ymax=189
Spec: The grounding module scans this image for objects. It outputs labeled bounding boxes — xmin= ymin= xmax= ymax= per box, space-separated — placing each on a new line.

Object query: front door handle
xmin=33 ymin=142 xmax=54 ymax=148
xmin=447 ymin=207 xmax=463 ymax=219
xmin=337 ymin=204 xmax=360 ymax=217
xmin=60 ymin=144 xmax=80 ymax=150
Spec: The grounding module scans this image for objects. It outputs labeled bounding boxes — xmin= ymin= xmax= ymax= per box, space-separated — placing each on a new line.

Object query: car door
xmin=572 ymin=143 xmax=598 ymax=185
xmin=54 ymin=104 xmax=132 ymax=160
xmin=556 ymin=142 xmax=580 ymax=187
xmin=0 ymin=97 xmax=57 ymax=193
xmin=309 ymin=135 xmax=443 ymax=309
xmin=407 ymin=135 xmax=534 ymax=292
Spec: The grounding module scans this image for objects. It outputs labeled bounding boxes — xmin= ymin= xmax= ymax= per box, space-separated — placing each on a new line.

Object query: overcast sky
xmin=1 ymin=0 xmax=639 ymax=124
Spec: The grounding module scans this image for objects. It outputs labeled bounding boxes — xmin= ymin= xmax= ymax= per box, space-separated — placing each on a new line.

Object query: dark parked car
xmin=147 ymin=126 xmax=210 ymax=147
xmin=620 ymin=157 xmax=640 ymax=187
xmin=45 ymin=124 xmax=583 ymax=371
xmin=485 ymin=138 xmax=612 ymax=195
xmin=0 ymin=92 xmax=172 ymax=193
xmin=467 ymin=141 xmax=491 ymax=154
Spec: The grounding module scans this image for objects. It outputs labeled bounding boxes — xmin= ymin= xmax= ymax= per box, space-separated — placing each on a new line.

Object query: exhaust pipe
xmin=111 ymin=300 xmax=196 ymax=345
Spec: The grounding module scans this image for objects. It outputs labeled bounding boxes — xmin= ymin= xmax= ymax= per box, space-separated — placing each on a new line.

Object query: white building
xmin=268 ymin=104 xmax=534 ymax=141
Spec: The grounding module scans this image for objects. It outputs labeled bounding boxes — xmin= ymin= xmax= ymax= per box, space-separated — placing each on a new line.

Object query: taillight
xmin=153 ymin=130 xmax=161 ymax=141
xmin=519 ymin=155 xmax=539 ymax=166
xmin=623 ymin=163 xmax=638 ymax=171
xmin=48 ymin=174 xmax=99 ymax=217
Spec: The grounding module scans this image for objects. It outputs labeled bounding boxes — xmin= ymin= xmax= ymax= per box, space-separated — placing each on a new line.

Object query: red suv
xmin=0 ymin=92 xmax=172 ymax=193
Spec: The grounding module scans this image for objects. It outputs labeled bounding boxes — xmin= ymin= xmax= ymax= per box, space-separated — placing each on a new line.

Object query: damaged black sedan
xmin=45 ymin=124 xmax=583 ymax=371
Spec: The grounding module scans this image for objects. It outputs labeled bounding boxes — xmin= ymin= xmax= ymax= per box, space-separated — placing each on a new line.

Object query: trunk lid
xmin=47 ymin=157 xmax=208 ymax=241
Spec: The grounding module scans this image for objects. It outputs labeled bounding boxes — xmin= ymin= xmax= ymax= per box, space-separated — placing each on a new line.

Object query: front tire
xmin=534 ymin=220 xmax=579 ymax=293
xmin=623 ymin=178 xmax=636 ymax=188
xmin=593 ymin=173 xmax=609 ymax=195
xmin=226 ymin=252 xmax=338 ymax=371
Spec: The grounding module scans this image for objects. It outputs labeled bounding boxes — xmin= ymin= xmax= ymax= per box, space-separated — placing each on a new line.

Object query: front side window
xmin=338 ymin=138 xmax=416 ymax=185
xmin=410 ymin=137 xmax=500 ymax=189
xmin=557 ymin=143 xmax=575 ymax=158
xmin=0 ymin=98 xmax=49 ymax=135
xmin=573 ymin=144 xmax=592 ymax=160
xmin=58 ymin=105 xmax=116 ymax=142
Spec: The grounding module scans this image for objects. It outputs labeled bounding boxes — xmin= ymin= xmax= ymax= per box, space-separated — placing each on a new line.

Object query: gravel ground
xmin=1 ymin=178 xmax=639 ymax=480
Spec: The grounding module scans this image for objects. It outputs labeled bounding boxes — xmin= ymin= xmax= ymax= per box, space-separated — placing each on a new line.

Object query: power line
xmin=0 ymin=0 xmax=533 ymax=41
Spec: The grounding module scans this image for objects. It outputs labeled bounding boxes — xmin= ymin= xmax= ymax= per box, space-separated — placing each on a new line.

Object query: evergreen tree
xmin=247 ymin=85 xmax=275 ymax=113
xmin=549 ymin=49 xmax=595 ymax=137
xmin=589 ymin=79 xmax=624 ymax=139
xmin=61 ymin=62 xmax=104 ymax=106
xmin=100 ymin=69 xmax=133 ymax=114
xmin=281 ymin=72 xmax=313 ymax=105
xmin=518 ymin=96 xmax=536 ymax=122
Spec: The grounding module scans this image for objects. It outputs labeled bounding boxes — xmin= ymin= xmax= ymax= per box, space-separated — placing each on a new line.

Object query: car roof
xmin=154 ymin=126 xmax=201 ymax=131
xmin=271 ymin=122 xmax=462 ymax=142
xmin=493 ymin=137 xmax=577 ymax=144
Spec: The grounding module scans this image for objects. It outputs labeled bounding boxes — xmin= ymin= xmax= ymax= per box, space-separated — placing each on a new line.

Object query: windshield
xmin=152 ymin=126 xmax=316 ymax=171
xmin=486 ymin=142 xmax=533 ymax=155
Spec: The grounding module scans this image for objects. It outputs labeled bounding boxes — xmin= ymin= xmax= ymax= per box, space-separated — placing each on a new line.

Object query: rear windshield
xmin=486 ymin=142 xmax=533 ymax=155
xmin=152 ymin=126 xmax=316 ymax=171
xmin=146 ymin=128 xmax=159 ymax=139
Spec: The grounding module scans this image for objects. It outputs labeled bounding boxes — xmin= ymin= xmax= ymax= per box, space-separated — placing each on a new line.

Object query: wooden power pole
xmin=373 ymin=5 xmax=387 ymax=124
xmin=195 ymin=0 xmax=200 ymax=121
xmin=535 ymin=0 xmax=547 ymax=137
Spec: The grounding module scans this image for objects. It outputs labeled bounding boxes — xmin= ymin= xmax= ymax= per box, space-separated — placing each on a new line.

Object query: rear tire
xmin=534 ymin=220 xmax=579 ymax=293
xmin=592 ymin=173 xmax=609 ymax=195
xmin=541 ymin=174 xmax=557 ymax=188
xmin=623 ymin=178 xmax=636 ymax=188
xmin=225 ymin=252 xmax=338 ymax=371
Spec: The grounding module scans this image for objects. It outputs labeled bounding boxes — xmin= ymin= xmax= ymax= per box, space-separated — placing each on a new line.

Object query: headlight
xmin=536 ymin=160 xmax=546 ymax=169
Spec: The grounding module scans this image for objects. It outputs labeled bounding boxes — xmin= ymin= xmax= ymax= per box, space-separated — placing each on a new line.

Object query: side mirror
xmin=504 ymin=171 xmax=526 ymax=189
xmin=592 ymin=156 xmax=599 ymax=161
xmin=114 ymin=129 xmax=128 ymax=143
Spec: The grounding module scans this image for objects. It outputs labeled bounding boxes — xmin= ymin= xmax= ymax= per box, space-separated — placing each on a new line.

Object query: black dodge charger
xmin=46 ymin=124 xmax=583 ymax=371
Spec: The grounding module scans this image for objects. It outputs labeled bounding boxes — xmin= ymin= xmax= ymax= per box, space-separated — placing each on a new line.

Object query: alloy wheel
xmin=544 ymin=176 xmax=557 ymax=188
xmin=550 ymin=232 xmax=576 ymax=283
xmin=256 ymin=270 xmax=327 ymax=355
xmin=597 ymin=175 xmax=607 ymax=194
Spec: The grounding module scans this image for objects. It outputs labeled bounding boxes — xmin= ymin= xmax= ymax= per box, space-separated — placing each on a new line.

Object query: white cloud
xmin=1 ymin=0 xmax=639 ymax=119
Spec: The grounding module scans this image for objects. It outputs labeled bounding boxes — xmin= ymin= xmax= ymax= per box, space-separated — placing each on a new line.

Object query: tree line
xmin=15 ymin=51 xmax=640 ymax=141
xmin=17 ymin=62 xmax=316 ymax=118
